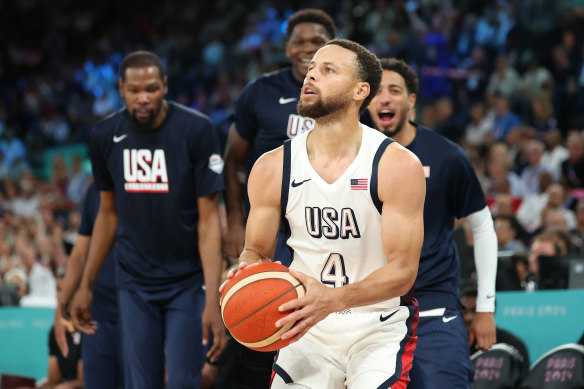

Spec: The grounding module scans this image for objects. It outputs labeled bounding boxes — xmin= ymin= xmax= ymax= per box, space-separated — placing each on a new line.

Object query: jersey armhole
xmin=370 ymin=138 xmax=394 ymax=214
xmin=281 ymin=140 xmax=291 ymax=214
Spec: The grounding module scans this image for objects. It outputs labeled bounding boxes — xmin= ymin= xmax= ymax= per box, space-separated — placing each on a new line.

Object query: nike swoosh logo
xmin=113 ymin=134 xmax=128 ymax=143
xmin=279 ymin=97 xmax=297 ymax=104
xmin=442 ymin=315 xmax=457 ymax=323
xmin=379 ymin=309 xmax=399 ymax=322
xmin=291 ymin=179 xmax=311 ymax=187
xmin=486 ymin=295 xmax=495 ymax=299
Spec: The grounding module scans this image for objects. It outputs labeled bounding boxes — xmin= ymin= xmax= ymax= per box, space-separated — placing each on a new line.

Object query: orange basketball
xmin=220 ymin=262 xmax=305 ymax=352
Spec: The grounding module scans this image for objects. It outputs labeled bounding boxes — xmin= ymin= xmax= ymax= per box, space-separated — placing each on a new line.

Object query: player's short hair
xmin=286 ymin=9 xmax=337 ymax=41
xmin=379 ymin=58 xmax=419 ymax=96
xmin=120 ymin=51 xmax=166 ymax=81
xmin=326 ymin=38 xmax=382 ymax=114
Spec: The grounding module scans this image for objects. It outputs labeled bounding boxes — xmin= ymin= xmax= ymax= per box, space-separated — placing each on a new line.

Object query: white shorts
xmin=271 ymin=305 xmax=418 ymax=389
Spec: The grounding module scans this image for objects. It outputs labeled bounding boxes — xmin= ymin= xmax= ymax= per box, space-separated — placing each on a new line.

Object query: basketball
xmin=220 ymin=262 xmax=305 ymax=352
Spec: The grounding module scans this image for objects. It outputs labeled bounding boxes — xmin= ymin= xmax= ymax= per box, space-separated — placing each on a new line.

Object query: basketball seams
xmin=225 ymin=285 xmax=299 ymax=330
xmin=220 ymin=270 xmax=302 ymax=317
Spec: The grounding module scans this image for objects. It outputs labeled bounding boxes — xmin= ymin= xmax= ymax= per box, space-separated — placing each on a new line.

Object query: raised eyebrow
xmin=321 ymin=61 xmax=338 ymax=69
xmin=309 ymin=61 xmax=338 ymax=70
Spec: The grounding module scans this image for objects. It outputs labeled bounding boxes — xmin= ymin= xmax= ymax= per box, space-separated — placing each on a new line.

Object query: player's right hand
xmin=70 ymin=284 xmax=98 ymax=334
xmin=222 ymin=222 xmax=245 ymax=259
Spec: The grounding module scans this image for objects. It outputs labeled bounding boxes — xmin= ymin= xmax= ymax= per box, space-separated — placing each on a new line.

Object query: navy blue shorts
xmin=408 ymin=308 xmax=474 ymax=389
xmin=82 ymin=320 xmax=124 ymax=389
xmin=118 ymin=284 xmax=206 ymax=389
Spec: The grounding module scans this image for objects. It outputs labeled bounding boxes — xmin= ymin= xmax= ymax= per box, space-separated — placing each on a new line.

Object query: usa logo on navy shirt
xmin=123 ymin=149 xmax=169 ymax=193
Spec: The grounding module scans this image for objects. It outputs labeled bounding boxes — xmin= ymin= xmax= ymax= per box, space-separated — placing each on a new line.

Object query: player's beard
xmin=298 ymin=92 xmax=351 ymax=119
xmin=382 ymin=110 xmax=409 ymax=138
xmin=130 ymin=107 xmax=158 ymax=132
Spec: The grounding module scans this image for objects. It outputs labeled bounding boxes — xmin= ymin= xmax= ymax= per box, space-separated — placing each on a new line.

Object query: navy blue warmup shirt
xmin=79 ymin=182 xmax=118 ymax=321
xmin=236 ymin=68 xmax=313 ymax=175
xmin=406 ymin=125 xmax=486 ymax=311
xmin=90 ymin=102 xmax=224 ymax=291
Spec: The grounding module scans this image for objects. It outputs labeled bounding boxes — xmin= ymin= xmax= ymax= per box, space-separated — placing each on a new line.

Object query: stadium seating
xmin=471 ymin=343 xmax=527 ymax=389
xmin=519 ymin=343 xmax=584 ymax=389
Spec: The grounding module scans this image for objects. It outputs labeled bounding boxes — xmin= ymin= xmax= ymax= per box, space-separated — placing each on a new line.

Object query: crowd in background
xmin=1 ymin=0 xmax=584 ymax=305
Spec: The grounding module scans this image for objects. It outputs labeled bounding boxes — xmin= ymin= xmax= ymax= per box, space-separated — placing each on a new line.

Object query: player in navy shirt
xmin=57 ymin=182 xmax=123 ymax=389
xmin=71 ymin=51 xmax=226 ymax=389
xmin=223 ymin=9 xmax=336 ymax=258
xmin=221 ymin=9 xmax=336 ymax=388
xmin=368 ymin=58 xmax=498 ymax=388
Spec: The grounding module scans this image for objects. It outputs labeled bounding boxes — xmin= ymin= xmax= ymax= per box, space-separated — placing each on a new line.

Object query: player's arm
xmin=342 ymin=144 xmax=425 ymax=306
xmin=278 ymin=145 xmax=425 ymax=342
xmin=223 ymin=124 xmax=252 ymax=258
xmin=54 ymin=234 xmax=90 ymax=357
xmin=198 ymin=192 xmax=228 ymax=362
xmin=59 ymin=235 xmax=91 ymax=312
xmin=466 ymin=206 xmax=498 ymax=350
xmin=71 ymin=191 xmax=118 ymax=334
xmin=237 ymin=147 xmax=283 ymax=266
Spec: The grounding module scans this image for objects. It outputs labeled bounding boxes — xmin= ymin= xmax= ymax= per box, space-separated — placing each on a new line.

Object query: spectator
xmin=491 ymin=193 xmax=516 ymax=217
xmin=489 ymin=93 xmax=522 ymax=142
xmin=494 ymin=215 xmax=528 ymax=253
xmin=527 ymin=232 xmax=559 ymax=289
xmin=464 ymin=102 xmax=495 ymax=147
xmin=529 ymin=94 xmax=557 ymax=133
xmin=539 ymin=184 xmax=577 ymax=231
xmin=516 ymin=173 xmax=554 ymax=233
xmin=65 ymin=154 xmax=90 ymax=208
xmin=486 ymin=55 xmax=521 ymax=98
xmin=561 ymin=130 xmax=584 ymax=189
xmin=19 ymin=243 xmax=57 ymax=307
xmin=486 ymin=158 xmax=526 ymax=198
xmin=519 ymin=140 xmax=554 ymax=195
xmin=3 ymin=268 xmax=27 ymax=302
xmin=520 ymin=54 xmax=554 ymax=97
xmin=10 ymin=173 xmax=41 ymax=218
xmin=541 ymin=129 xmax=569 ymax=180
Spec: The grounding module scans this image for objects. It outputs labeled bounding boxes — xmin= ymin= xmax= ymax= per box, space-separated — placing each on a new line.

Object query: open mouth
xmin=302 ymin=84 xmax=317 ymax=97
xmin=377 ymin=109 xmax=395 ymax=126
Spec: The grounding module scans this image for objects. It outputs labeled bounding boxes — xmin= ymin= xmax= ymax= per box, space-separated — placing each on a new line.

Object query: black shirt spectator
xmin=46 ymin=325 xmax=83 ymax=387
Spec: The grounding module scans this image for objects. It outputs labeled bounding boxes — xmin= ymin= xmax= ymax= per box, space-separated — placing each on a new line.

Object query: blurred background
xmin=0 ymin=0 xmax=584 ymax=385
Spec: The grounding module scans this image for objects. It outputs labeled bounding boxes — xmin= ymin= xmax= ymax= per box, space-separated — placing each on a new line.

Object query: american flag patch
xmin=351 ymin=178 xmax=368 ymax=190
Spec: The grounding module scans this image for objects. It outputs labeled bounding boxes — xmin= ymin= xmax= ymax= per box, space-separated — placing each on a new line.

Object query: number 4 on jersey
xmin=321 ymin=253 xmax=349 ymax=287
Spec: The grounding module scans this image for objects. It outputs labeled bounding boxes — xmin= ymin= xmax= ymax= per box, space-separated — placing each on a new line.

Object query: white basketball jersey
xmin=281 ymin=124 xmax=400 ymax=312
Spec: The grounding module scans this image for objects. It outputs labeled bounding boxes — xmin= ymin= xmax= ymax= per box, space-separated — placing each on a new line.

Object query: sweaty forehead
xmin=312 ymin=45 xmax=356 ymax=69
xmin=123 ymin=66 xmax=162 ymax=81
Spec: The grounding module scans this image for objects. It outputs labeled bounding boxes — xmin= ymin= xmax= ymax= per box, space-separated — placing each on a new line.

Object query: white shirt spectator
xmin=19 ymin=262 xmax=57 ymax=307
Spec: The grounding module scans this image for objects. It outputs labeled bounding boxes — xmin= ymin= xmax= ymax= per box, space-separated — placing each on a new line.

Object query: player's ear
xmin=408 ymin=93 xmax=417 ymax=110
xmin=118 ymin=78 xmax=125 ymax=98
xmin=354 ymin=82 xmax=370 ymax=104
xmin=284 ymin=41 xmax=292 ymax=60
xmin=163 ymin=76 xmax=168 ymax=95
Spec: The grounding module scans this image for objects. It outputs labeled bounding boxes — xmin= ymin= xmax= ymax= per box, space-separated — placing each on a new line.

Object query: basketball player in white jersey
xmin=221 ymin=39 xmax=426 ymax=388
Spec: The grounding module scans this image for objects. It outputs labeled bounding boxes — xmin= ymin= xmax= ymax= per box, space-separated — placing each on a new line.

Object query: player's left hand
xmin=275 ymin=270 xmax=341 ymax=344
xmin=70 ymin=284 xmax=98 ymax=335
xmin=469 ymin=311 xmax=496 ymax=350
xmin=202 ymin=303 xmax=227 ymax=363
